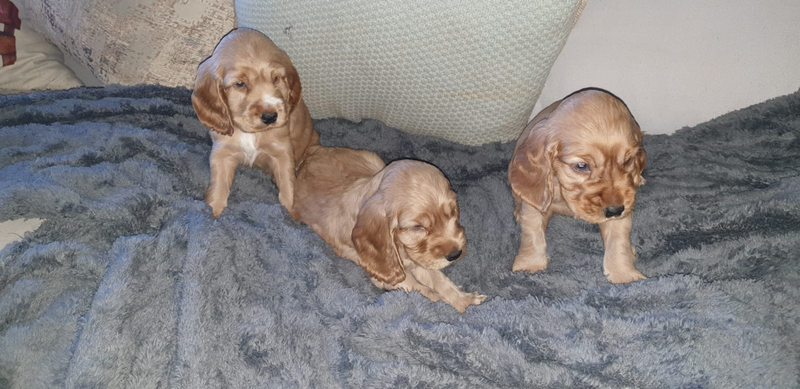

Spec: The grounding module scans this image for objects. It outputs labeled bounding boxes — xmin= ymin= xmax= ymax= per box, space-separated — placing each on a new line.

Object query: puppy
xmin=508 ymin=88 xmax=647 ymax=283
xmin=192 ymin=28 xmax=319 ymax=218
xmin=293 ymin=145 xmax=486 ymax=312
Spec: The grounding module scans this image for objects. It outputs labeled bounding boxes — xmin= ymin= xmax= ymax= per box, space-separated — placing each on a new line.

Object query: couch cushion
xmin=236 ymin=0 xmax=585 ymax=145
xmin=0 ymin=3 xmax=82 ymax=94
xmin=24 ymin=0 xmax=235 ymax=88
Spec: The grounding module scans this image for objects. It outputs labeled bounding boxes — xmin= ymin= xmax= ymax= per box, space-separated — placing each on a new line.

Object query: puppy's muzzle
xmin=604 ymin=205 xmax=625 ymax=218
xmin=261 ymin=112 xmax=278 ymax=125
xmin=446 ymin=249 xmax=463 ymax=262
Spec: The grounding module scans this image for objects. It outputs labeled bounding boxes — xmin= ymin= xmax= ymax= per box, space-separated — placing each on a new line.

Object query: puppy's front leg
xmin=512 ymin=200 xmax=551 ymax=274
xmin=600 ymin=216 xmax=646 ymax=283
xmin=409 ymin=267 xmax=486 ymax=313
xmin=263 ymin=148 xmax=296 ymax=215
xmin=206 ymin=148 xmax=239 ymax=218
xmin=372 ymin=276 xmax=445 ymax=304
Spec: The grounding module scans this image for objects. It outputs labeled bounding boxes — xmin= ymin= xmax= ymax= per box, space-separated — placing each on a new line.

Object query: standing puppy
xmin=294 ymin=146 xmax=486 ymax=312
xmin=192 ymin=28 xmax=319 ymax=218
xmin=508 ymin=88 xmax=647 ymax=283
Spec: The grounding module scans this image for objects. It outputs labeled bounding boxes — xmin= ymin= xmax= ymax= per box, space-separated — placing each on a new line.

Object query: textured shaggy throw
xmin=1 ymin=86 xmax=798 ymax=388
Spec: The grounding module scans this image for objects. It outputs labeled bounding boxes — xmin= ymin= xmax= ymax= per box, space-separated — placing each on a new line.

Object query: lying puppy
xmin=192 ymin=28 xmax=319 ymax=218
xmin=294 ymin=145 xmax=486 ymax=312
xmin=508 ymin=88 xmax=647 ymax=283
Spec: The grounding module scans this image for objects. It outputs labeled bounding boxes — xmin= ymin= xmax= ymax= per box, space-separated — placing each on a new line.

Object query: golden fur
xmin=192 ymin=28 xmax=319 ymax=218
xmin=508 ymin=88 xmax=647 ymax=283
xmin=293 ymin=145 xmax=486 ymax=312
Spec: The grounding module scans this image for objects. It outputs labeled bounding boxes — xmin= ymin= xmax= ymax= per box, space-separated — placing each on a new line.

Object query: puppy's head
xmin=509 ymin=88 xmax=646 ymax=224
xmin=191 ymin=28 xmax=302 ymax=136
xmin=352 ymin=161 xmax=467 ymax=285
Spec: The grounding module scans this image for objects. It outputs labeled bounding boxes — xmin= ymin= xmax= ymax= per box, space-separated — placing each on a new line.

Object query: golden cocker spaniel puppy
xmin=508 ymin=88 xmax=647 ymax=283
xmin=192 ymin=28 xmax=319 ymax=218
xmin=294 ymin=145 xmax=486 ymax=312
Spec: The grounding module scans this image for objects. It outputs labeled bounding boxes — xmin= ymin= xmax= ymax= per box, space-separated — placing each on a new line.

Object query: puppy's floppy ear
xmin=192 ymin=59 xmax=235 ymax=136
xmin=272 ymin=64 xmax=302 ymax=108
xmin=629 ymin=117 xmax=646 ymax=186
xmin=508 ymin=129 xmax=559 ymax=212
xmin=633 ymin=147 xmax=647 ymax=186
xmin=352 ymin=193 xmax=405 ymax=285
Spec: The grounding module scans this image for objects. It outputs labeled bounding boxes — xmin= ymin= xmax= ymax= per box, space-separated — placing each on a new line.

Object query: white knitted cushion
xmin=236 ymin=0 xmax=586 ymax=145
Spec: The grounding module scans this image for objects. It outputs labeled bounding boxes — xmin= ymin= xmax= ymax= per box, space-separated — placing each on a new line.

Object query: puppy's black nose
xmin=261 ymin=112 xmax=278 ymax=125
xmin=446 ymin=249 xmax=462 ymax=262
xmin=604 ymin=205 xmax=625 ymax=218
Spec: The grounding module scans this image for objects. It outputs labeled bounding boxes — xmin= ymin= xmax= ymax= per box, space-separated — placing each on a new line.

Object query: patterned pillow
xmin=236 ymin=0 xmax=586 ymax=145
xmin=24 ymin=0 xmax=235 ymax=88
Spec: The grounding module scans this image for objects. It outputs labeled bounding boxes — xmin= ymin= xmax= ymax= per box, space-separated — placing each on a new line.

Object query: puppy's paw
xmin=449 ymin=292 xmax=487 ymax=313
xmin=512 ymin=254 xmax=549 ymax=274
xmin=606 ymin=268 xmax=647 ymax=284
xmin=208 ymin=202 xmax=226 ymax=219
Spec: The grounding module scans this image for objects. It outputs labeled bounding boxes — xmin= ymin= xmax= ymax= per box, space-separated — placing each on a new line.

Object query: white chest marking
xmin=239 ymin=133 xmax=259 ymax=167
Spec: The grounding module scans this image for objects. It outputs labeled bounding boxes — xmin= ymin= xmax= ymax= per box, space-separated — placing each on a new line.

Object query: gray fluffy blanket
xmin=1 ymin=86 xmax=798 ymax=388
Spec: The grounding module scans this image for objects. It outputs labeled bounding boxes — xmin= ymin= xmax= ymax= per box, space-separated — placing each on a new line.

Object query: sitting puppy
xmin=508 ymin=88 xmax=647 ymax=283
xmin=192 ymin=28 xmax=319 ymax=218
xmin=294 ymin=145 xmax=486 ymax=312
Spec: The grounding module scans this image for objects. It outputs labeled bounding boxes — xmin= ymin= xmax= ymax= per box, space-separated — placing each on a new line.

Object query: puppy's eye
xmin=623 ymin=158 xmax=633 ymax=166
xmin=234 ymin=81 xmax=247 ymax=89
xmin=573 ymin=162 xmax=591 ymax=173
xmin=412 ymin=225 xmax=427 ymax=232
